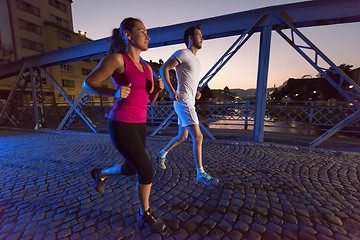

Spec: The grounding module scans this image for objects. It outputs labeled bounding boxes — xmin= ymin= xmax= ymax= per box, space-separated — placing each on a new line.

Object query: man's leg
xmin=164 ymin=125 xmax=188 ymax=152
xmin=186 ymin=124 xmax=219 ymax=186
xmin=156 ymin=125 xmax=188 ymax=169
xmin=186 ymin=124 xmax=203 ymax=169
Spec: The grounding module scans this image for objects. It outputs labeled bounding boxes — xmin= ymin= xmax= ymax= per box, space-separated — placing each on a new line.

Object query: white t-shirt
xmin=173 ymin=48 xmax=201 ymax=105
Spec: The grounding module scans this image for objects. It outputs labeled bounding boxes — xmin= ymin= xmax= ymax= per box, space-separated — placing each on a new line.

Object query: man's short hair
xmin=183 ymin=25 xmax=201 ymax=46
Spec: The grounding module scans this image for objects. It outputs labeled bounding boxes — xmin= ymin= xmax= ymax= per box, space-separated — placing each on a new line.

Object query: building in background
xmin=0 ymin=0 xmax=112 ymax=105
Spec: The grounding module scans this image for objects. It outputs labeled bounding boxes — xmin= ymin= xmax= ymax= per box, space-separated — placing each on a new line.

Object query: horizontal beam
xmin=1 ymin=0 xmax=359 ymax=79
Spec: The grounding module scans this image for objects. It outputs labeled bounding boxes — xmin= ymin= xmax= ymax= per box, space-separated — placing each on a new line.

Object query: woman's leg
xmin=109 ymin=121 xmax=154 ymax=210
xmin=137 ymin=183 xmax=152 ymax=214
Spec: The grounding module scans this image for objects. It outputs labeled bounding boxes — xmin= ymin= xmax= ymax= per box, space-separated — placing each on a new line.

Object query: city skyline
xmin=72 ymin=0 xmax=360 ymax=90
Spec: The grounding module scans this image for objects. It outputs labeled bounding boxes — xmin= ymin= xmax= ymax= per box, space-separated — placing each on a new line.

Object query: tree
xmin=200 ymin=84 xmax=212 ymax=101
xmin=316 ymin=63 xmax=353 ymax=100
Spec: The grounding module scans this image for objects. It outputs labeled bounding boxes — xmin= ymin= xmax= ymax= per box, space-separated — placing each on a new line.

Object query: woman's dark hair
xmin=183 ymin=25 xmax=201 ymax=46
xmin=108 ymin=17 xmax=142 ymax=54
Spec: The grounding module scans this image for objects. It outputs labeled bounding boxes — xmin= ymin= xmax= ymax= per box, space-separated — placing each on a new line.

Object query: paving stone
xmin=263 ymin=231 xmax=281 ymax=240
xmin=203 ymin=218 xmax=217 ymax=229
xmin=57 ymin=228 xmax=72 ymax=238
xmin=177 ymin=212 xmax=191 ymax=222
xmin=223 ymin=212 xmax=237 ymax=223
xmin=196 ymin=225 xmax=210 ymax=236
xmin=246 ymin=230 xmax=261 ymax=240
xmin=208 ymin=228 xmax=225 ymax=240
xmin=316 ymin=224 xmax=333 ymax=237
xmin=283 ymin=213 xmax=298 ymax=224
xmin=189 ymin=215 xmax=204 ymax=224
xmin=218 ymin=219 xmax=232 ymax=233
xmin=0 ymin=222 xmax=17 ymax=233
xmin=187 ymin=234 xmax=203 ymax=240
xmin=317 ymin=233 xmax=335 ymax=240
xmin=6 ymin=231 xmax=23 ymax=240
xmin=334 ymin=233 xmax=351 ymax=240
xmin=299 ymin=232 xmax=318 ymax=240
xmin=239 ymin=214 xmax=252 ymax=225
xmin=330 ymin=223 xmax=347 ymax=235
xmin=234 ymin=221 xmax=249 ymax=232
xmin=210 ymin=212 xmax=223 ymax=222
xmin=173 ymin=228 xmax=189 ymax=240
xmin=267 ymin=222 xmax=282 ymax=234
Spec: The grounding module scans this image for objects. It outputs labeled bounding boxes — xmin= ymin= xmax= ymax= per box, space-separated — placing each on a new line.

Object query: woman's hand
xmin=115 ymin=83 xmax=131 ymax=99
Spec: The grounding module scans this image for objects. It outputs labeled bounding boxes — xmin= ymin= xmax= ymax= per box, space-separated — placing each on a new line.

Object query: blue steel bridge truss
xmin=0 ymin=0 xmax=360 ymax=147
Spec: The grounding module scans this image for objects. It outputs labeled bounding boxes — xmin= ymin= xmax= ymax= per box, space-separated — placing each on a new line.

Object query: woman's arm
xmin=82 ymin=54 xmax=130 ymax=98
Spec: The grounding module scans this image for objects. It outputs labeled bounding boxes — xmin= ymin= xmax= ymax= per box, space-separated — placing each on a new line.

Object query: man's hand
xmin=154 ymin=76 xmax=164 ymax=92
xmin=170 ymin=91 xmax=180 ymax=101
xmin=196 ymin=91 xmax=201 ymax=100
xmin=115 ymin=83 xmax=131 ymax=99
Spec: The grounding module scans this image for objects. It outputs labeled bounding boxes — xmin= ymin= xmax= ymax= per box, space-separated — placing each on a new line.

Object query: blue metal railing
xmin=146 ymin=100 xmax=360 ymax=133
xmin=1 ymin=100 xmax=359 ymax=134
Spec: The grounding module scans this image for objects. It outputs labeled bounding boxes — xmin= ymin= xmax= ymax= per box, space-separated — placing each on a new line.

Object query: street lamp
xmin=78 ymin=30 xmax=87 ymax=37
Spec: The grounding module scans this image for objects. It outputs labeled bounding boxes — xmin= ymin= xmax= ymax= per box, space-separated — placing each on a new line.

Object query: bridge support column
xmin=254 ymin=24 xmax=272 ymax=142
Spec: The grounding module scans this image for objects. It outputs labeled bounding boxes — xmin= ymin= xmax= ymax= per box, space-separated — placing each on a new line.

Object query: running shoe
xmin=196 ymin=172 xmax=219 ymax=186
xmin=90 ymin=168 xmax=106 ymax=194
xmin=137 ymin=209 xmax=166 ymax=232
xmin=155 ymin=152 xmax=166 ymax=169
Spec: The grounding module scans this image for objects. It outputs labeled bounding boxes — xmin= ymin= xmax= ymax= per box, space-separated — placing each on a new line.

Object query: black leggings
xmin=107 ymin=119 xmax=153 ymax=184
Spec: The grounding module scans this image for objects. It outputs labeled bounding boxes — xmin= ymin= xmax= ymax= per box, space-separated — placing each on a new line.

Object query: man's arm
xmin=159 ymin=55 xmax=180 ymax=101
xmin=147 ymin=64 xmax=164 ymax=104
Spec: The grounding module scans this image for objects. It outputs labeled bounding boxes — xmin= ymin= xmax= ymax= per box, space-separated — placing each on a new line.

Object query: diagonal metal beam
xmin=39 ymin=68 xmax=98 ymax=132
xmin=275 ymin=12 xmax=360 ymax=147
xmin=150 ymin=110 xmax=176 ymax=137
xmin=309 ymin=109 xmax=360 ymax=148
xmin=0 ymin=62 xmax=28 ymax=121
xmin=56 ymin=88 xmax=98 ymax=132
xmin=198 ymin=14 xmax=269 ymax=90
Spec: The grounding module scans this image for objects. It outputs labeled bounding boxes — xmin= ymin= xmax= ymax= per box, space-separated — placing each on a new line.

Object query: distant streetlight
xmin=295 ymin=93 xmax=299 ymax=97
xmin=313 ymin=90 xmax=317 ymax=94
xmin=349 ymin=85 xmax=354 ymax=89
xmin=78 ymin=30 xmax=87 ymax=37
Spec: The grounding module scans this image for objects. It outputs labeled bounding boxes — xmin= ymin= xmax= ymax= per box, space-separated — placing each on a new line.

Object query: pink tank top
xmin=108 ymin=53 xmax=153 ymax=123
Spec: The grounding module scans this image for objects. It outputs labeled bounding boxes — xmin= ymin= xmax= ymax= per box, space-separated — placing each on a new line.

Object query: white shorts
xmin=174 ymin=101 xmax=199 ymax=127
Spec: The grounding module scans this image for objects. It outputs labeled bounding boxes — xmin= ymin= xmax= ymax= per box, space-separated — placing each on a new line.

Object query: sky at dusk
xmin=72 ymin=0 xmax=360 ymax=90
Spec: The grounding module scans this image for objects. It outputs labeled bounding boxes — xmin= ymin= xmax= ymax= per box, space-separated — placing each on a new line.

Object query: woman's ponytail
xmin=108 ymin=28 xmax=126 ymax=54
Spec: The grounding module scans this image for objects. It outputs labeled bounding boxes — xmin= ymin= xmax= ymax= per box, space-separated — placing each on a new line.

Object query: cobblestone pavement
xmin=0 ymin=129 xmax=359 ymax=240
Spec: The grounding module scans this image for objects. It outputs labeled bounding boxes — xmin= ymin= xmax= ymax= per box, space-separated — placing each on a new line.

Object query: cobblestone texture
xmin=0 ymin=129 xmax=359 ymax=239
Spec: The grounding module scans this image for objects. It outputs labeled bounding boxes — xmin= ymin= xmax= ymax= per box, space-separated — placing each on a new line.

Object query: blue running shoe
xmin=196 ymin=172 xmax=219 ymax=186
xmin=155 ymin=152 xmax=166 ymax=169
